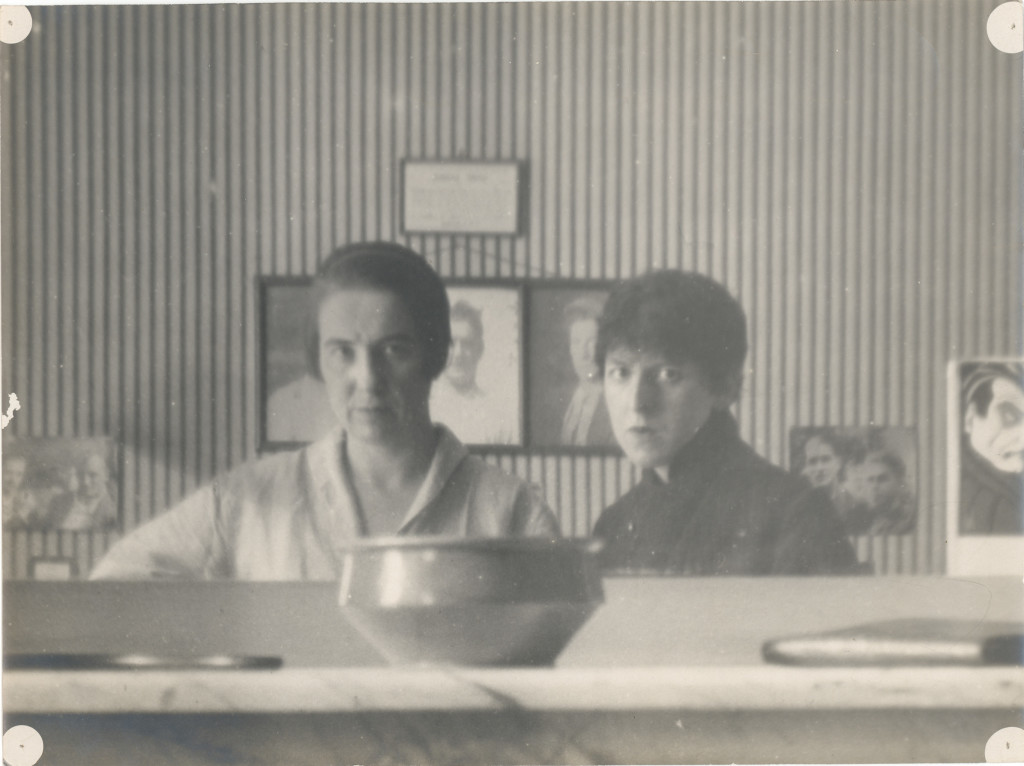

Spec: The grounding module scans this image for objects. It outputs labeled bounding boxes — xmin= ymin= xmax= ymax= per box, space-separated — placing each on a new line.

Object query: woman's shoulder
xmin=721 ymin=439 xmax=808 ymax=498
xmin=455 ymin=453 xmax=529 ymax=494
xmin=214 ymin=446 xmax=313 ymax=502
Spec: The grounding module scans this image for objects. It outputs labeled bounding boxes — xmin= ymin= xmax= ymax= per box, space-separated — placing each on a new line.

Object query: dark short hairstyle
xmin=962 ymin=362 xmax=1024 ymax=418
xmin=305 ymin=242 xmax=451 ymax=381
xmin=450 ymin=300 xmax=484 ymax=352
xmin=596 ymin=270 xmax=748 ymax=393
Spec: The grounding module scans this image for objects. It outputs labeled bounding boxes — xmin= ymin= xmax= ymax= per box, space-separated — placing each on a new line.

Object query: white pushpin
xmin=0 ymin=6 xmax=31 ymax=45
xmin=988 ymin=1 xmax=1024 ymax=54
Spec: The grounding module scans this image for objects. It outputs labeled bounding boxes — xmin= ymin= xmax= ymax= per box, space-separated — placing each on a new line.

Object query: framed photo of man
xmin=526 ymin=282 xmax=619 ymax=452
xmin=259 ymin=276 xmax=337 ymax=451
xmin=789 ymin=425 xmax=918 ymax=538
xmin=1 ymin=436 xmax=120 ymax=532
xmin=946 ymin=359 xmax=1024 ymax=576
xmin=431 ymin=282 xmax=524 ymax=447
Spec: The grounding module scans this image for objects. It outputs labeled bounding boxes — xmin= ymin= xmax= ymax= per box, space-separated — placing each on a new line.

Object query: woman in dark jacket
xmin=592 ymin=270 xmax=860 ymax=576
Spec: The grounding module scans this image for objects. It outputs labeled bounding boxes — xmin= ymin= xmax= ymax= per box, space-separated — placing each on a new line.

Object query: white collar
xmin=305 ymin=424 xmax=469 ymax=535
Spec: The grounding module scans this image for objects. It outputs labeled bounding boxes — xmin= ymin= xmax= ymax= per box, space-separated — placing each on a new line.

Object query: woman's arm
xmin=89 ymin=484 xmax=227 ymax=580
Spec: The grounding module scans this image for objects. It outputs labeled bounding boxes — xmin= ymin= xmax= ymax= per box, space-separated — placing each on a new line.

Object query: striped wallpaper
xmin=2 ymin=1 xmax=1021 ymax=577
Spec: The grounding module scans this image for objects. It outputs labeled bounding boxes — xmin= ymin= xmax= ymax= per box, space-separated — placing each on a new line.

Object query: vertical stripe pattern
xmin=2 ymin=2 xmax=1021 ymax=577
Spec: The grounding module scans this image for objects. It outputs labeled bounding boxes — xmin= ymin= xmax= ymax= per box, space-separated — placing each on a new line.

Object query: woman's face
xmin=603 ymin=347 xmax=723 ymax=479
xmin=318 ymin=289 xmax=433 ymax=447
xmin=569 ymin=318 xmax=599 ymax=382
xmin=802 ymin=437 xmax=840 ymax=488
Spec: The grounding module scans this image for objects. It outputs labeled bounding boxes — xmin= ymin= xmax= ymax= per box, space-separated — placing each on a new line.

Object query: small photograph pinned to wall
xmin=790 ymin=426 xmax=918 ymax=536
xmin=431 ymin=283 xmax=524 ymax=447
xmin=947 ymin=359 xmax=1024 ymax=576
xmin=526 ymin=283 xmax=619 ymax=451
xmin=2 ymin=436 xmax=120 ymax=532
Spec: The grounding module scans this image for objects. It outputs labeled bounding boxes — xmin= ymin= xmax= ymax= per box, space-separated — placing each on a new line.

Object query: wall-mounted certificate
xmin=401 ymin=160 xmax=525 ymax=235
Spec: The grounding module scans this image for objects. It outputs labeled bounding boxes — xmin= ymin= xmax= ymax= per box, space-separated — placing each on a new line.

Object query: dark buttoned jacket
xmin=593 ymin=411 xmax=861 ymax=575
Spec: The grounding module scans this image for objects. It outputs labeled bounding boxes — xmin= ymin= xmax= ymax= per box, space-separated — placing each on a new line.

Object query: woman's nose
xmin=351 ymin=349 xmax=383 ymax=391
xmin=629 ymin=373 xmax=658 ymax=411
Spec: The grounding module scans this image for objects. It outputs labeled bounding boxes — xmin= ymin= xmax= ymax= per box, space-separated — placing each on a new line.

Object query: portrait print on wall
xmin=953 ymin=360 xmax=1024 ymax=535
xmin=790 ymin=426 xmax=918 ymax=536
xmin=260 ymin=277 xmax=337 ymax=450
xmin=430 ymin=283 xmax=523 ymax=447
xmin=1 ymin=436 xmax=119 ymax=532
xmin=527 ymin=283 xmax=618 ymax=451
xmin=946 ymin=359 xmax=1024 ymax=577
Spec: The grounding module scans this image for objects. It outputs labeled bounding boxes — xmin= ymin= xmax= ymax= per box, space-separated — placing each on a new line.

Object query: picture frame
xmin=257 ymin=275 xmax=525 ymax=451
xmin=258 ymin=276 xmax=337 ymax=451
xmin=946 ymin=358 xmax=1024 ymax=576
xmin=525 ymin=281 xmax=620 ymax=453
xmin=1 ymin=436 xmax=120 ymax=533
xmin=789 ymin=425 xmax=919 ymax=538
xmin=400 ymin=159 xmax=527 ymax=236
xmin=432 ymin=281 xmax=524 ymax=448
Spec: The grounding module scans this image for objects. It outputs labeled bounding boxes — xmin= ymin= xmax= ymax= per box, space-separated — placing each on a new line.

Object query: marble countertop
xmin=7 ymin=664 xmax=1023 ymax=714
xmin=6 ymin=576 xmax=1022 ymax=714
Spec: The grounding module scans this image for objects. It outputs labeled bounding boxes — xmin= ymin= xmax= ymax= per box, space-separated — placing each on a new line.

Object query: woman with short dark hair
xmin=592 ymin=270 xmax=859 ymax=576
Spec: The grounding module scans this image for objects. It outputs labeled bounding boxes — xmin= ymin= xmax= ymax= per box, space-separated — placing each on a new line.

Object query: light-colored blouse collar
xmin=305 ymin=424 xmax=469 ymax=535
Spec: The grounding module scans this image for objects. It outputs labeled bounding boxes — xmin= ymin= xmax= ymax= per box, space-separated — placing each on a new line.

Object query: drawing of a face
xmin=966 ymin=376 xmax=1024 ymax=474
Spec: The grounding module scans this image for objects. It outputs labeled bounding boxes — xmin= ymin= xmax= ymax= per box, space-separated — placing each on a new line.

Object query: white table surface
xmin=5 ymin=576 xmax=1022 ymax=714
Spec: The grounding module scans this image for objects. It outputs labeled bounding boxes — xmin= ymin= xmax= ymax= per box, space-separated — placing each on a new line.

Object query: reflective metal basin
xmin=337 ymin=537 xmax=604 ymax=666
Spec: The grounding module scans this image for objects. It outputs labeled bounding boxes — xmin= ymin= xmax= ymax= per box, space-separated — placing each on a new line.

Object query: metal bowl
xmin=337 ymin=537 xmax=604 ymax=666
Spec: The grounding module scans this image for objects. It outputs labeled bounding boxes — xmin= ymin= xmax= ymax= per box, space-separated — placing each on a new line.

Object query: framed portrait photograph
xmin=946 ymin=359 xmax=1024 ymax=576
xmin=526 ymin=282 xmax=619 ymax=452
xmin=259 ymin=276 xmax=524 ymax=451
xmin=789 ymin=426 xmax=919 ymax=537
xmin=431 ymin=282 xmax=524 ymax=448
xmin=1 ymin=436 xmax=119 ymax=532
xmin=259 ymin=276 xmax=338 ymax=451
